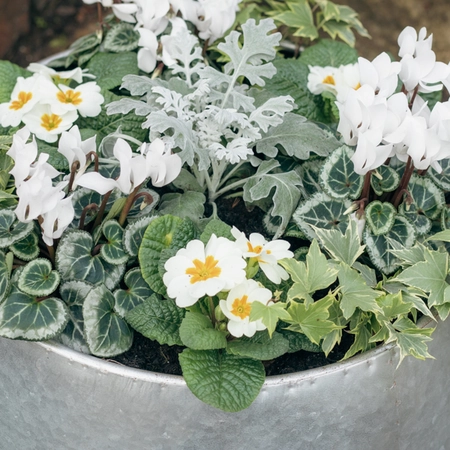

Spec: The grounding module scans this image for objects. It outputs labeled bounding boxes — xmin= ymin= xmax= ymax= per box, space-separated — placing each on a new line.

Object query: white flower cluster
xmin=83 ymin=0 xmax=242 ymax=73
xmin=0 ymin=64 xmax=104 ymax=143
xmin=7 ymin=128 xmax=75 ymax=246
xmin=307 ymin=26 xmax=450 ymax=175
xmin=163 ymin=227 xmax=293 ymax=338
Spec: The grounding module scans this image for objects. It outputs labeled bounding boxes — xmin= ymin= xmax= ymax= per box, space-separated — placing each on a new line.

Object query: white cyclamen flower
xmin=231 ymin=227 xmax=293 ymax=284
xmin=40 ymin=196 xmax=75 ymax=246
xmin=219 ymin=279 xmax=272 ymax=338
xmin=163 ymin=235 xmax=247 ymax=308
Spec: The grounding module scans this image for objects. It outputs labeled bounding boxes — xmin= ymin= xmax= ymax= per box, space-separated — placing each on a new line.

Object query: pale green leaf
xmin=179 ymin=312 xmax=227 ymax=350
xmin=249 ymin=301 xmax=291 ymax=337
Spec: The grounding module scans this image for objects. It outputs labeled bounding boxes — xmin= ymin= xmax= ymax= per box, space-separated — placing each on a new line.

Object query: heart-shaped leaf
xmin=18 ymin=258 xmax=60 ymax=297
xmin=371 ymin=165 xmax=400 ymax=195
xmin=365 ymin=201 xmax=396 ymax=236
xmin=0 ymin=210 xmax=33 ymax=248
xmin=83 ymin=284 xmax=133 ymax=357
xmin=123 ymin=215 xmax=157 ymax=257
xmin=100 ymin=220 xmax=128 ymax=265
xmin=179 ymin=349 xmax=265 ymax=412
xmin=9 ymin=231 xmax=40 ymax=261
xmin=0 ymin=250 xmax=10 ymax=304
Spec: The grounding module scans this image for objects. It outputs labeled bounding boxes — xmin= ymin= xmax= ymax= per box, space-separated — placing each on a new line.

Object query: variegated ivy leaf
xmin=103 ymin=22 xmax=140 ymax=53
xmin=18 ymin=258 xmax=60 ymax=297
xmin=0 ymin=210 xmax=33 ymax=248
xmin=59 ymin=280 xmax=93 ymax=354
xmin=56 ymin=230 xmax=126 ymax=290
xmin=9 ymin=231 xmax=39 ymax=261
xmin=227 ymin=330 xmax=290 ymax=360
xmin=320 ymin=145 xmax=363 ymax=199
xmin=83 ymin=284 xmax=133 ymax=357
xmin=123 ymin=215 xmax=157 ymax=257
xmin=0 ymin=285 xmax=68 ymax=341
xmin=365 ymin=201 xmax=396 ymax=236
xmin=248 ymin=302 xmax=291 ymax=338
xmin=158 ymin=191 xmax=206 ymax=223
xmin=363 ymin=215 xmax=416 ymax=275
xmin=0 ymin=250 xmax=10 ymax=304
xmin=114 ymin=268 xmax=153 ymax=318
xmin=139 ymin=215 xmax=196 ymax=295
xmin=179 ymin=349 xmax=265 ymax=412
xmin=293 ymin=192 xmax=352 ymax=240
xmin=243 ymin=160 xmax=303 ymax=239
xmin=256 ymin=113 xmax=340 ymax=159
xmin=100 ymin=220 xmax=128 ymax=265
xmin=313 ymin=219 xmax=366 ymax=267
xmin=370 ymin=165 xmax=400 ymax=195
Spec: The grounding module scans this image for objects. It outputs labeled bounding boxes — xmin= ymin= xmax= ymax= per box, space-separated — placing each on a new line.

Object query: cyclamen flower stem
xmin=46 ymin=244 xmax=55 ymax=267
xmin=68 ymin=161 xmax=81 ymax=192
xmin=93 ymin=190 xmax=112 ymax=231
xmin=79 ymin=203 xmax=99 ymax=230
xmin=392 ymin=156 xmax=415 ymax=208
xmin=118 ymin=184 xmax=142 ymax=226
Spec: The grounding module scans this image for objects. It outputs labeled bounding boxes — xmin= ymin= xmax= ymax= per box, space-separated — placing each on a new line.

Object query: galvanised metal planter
xmin=1 ymin=315 xmax=449 ymax=450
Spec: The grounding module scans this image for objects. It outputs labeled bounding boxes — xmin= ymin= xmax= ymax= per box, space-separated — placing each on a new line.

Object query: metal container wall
xmin=1 ymin=316 xmax=449 ymax=450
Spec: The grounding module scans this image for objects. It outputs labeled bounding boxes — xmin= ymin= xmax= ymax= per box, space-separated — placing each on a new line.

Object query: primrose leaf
xmin=0 ymin=61 xmax=30 ymax=103
xmin=395 ymin=249 xmax=449 ymax=307
xmin=125 ymin=294 xmax=185 ymax=346
xmin=200 ymin=219 xmax=233 ymax=244
xmin=338 ymin=263 xmax=382 ymax=319
xmin=299 ymin=39 xmax=358 ymax=67
xmin=179 ymin=349 xmax=265 ymax=412
xmin=158 ymin=191 xmax=206 ymax=222
xmin=179 ymin=312 xmax=227 ymax=350
xmin=256 ymin=113 xmax=340 ymax=159
xmin=0 ymin=286 xmax=68 ymax=341
xmin=285 ymin=295 xmax=339 ymax=344
xmin=83 ymin=284 xmax=133 ymax=357
xmin=227 ymin=330 xmax=289 ymax=360
xmin=249 ymin=301 xmax=291 ymax=337
xmin=313 ymin=219 xmax=366 ymax=266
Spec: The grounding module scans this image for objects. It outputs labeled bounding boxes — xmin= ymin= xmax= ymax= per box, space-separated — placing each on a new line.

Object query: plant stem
xmin=93 ymin=190 xmax=112 ymax=230
xmin=392 ymin=156 xmax=415 ymax=208
xmin=118 ymin=185 xmax=142 ymax=226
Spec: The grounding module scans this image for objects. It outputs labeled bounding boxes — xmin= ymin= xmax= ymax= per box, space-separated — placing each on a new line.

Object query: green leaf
xmin=243 ymin=160 xmax=303 ymax=238
xmin=18 ymin=258 xmax=60 ymax=297
xmin=103 ymin=23 xmax=140 ymax=53
xmin=86 ymin=52 xmax=139 ymax=90
xmin=0 ymin=287 xmax=68 ymax=340
xmin=320 ymin=145 xmax=363 ymax=199
xmin=100 ymin=220 xmax=128 ymax=265
xmin=285 ymin=295 xmax=339 ymax=344
xmin=256 ymin=113 xmax=340 ymax=159
xmin=9 ymin=231 xmax=40 ymax=261
xmin=125 ymin=294 xmax=185 ymax=346
xmin=179 ymin=312 xmax=227 ymax=350
xmin=299 ymin=39 xmax=358 ymax=67
xmin=199 ymin=219 xmax=233 ymax=244
xmin=281 ymin=329 xmax=322 ymax=353
xmin=125 ymin=188 xmax=159 ymax=221
xmin=343 ymin=314 xmax=373 ymax=359
xmin=363 ymin=215 xmax=416 ymax=274
xmin=293 ymin=192 xmax=352 ymax=240
xmin=56 ymin=230 xmax=126 ymax=290
xmin=395 ymin=249 xmax=449 ymax=307
xmin=171 ymin=168 xmax=204 ymax=193
xmin=227 ymin=330 xmax=289 ymax=360
xmin=371 ymin=165 xmax=400 ymax=195
xmin=83 ymin=284 xmax=133 ymax=357
xmin=123 ymin=215 xmax=157 ymax=257
xmin=0 ymin=250 xmax=10 ymax=304
xmin=114 ymin=268 xmax=153 ymax=318
xmin=365 ymin=201 xmax=396 ymax=236
xmin=338 ymin=263 xmax=382 ymax=319
xmin=179 ymin=349 xmax=265 ymax=412
xmin=321 ymin=20 xmax=356 ymax=47
xmin=313 ymin=218 xmax=366 ymax=266
xmin=249 ymin=301 xmax=291 ymax=337
xmin=0 ymin=61 xmax=30 ymax=103
xmin=272 ymin=0 xmax=318 ymax=40
xmin=158 ymin=191 xmax=206 ymax=222
xmin=0 ymin=210 xmax=34 ymax=248
xmin=428 ymin=158 xmax=450 ymax=190
xmin=36 ymin=140 xmax=69 ymax=171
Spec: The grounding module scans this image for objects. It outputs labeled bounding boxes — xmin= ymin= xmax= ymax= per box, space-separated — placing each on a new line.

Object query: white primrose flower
xmin=231 ymin=227 xmax=293 ymax=284
xmin=219 ymin=279 xmax=272 ymax=338
xmin=0 ymin=75 xmax=48 ymax=127
xmin=82 ymin=0 xmax=114 ymax=7
xmin=21 ymin=104 xmax=78 ymax=143
xmin=27 ymin=62 xmax=94 ymax=83
xmin=40 ymin=196 xmax=75 ymax=246
xmin=163 ymin=235 xmax=247 ymax=308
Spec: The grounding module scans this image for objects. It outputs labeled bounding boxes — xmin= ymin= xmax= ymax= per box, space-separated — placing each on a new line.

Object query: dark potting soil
xmin=112 ymin=197 xmax=354 ymax=377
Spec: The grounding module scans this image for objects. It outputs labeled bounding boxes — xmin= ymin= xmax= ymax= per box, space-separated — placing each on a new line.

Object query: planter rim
xmin=34 ymin=314 xmax=435 ymax=387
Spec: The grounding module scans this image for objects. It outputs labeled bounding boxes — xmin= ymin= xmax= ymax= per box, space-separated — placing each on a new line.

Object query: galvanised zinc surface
xmin=0 ymin=316 xmax=449 ymax=450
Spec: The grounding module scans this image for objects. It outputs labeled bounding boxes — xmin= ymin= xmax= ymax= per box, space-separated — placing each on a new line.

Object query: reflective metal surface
xmin=1 ymin=316 xmax=449 ymax=450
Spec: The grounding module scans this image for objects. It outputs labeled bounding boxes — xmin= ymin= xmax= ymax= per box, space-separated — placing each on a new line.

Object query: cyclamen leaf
xmin=10 ymin=231 xmax=40 ymax=261
xmin=100 ymin=220 xmax=128 ymax=265
xmin=123 ymin=215 xmax=157 ymax=257
xmin=365 ymin=201 xmax=396 ymax=236
xmin=103 ymin=23 xmax=140 ymax=53
xmin=0 ymin=210 xmax=34 ymax=248
xmin=0 ymin=250 xmax=10 ymax=304
xmin=18 ymin=258 xmax=60 ymax=297
xmin=179 ymin=349 xmax=265 ymax=412
xmin=158 ymin=191 xmax=206 ymax=222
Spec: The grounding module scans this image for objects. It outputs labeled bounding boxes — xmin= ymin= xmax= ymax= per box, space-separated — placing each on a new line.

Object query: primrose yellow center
xmin=186 ymin=255 xmax=221 ymax=284
xmin=247 ymin=242 xmax=263 ymax=254
xmin=40 ymin=113 xmax=63 ymax=131
xmin=231 ymin=295 xmax=251 ymax=319
xmin=354 ymin=82 xmax=361 ymax=90
xmin=9 ymin=91 xmax=33 ymax=110
xmin=57 ymin=89 xmax=82 ymax=105
xmin=322 ymin=75 xmax=335 ymax=85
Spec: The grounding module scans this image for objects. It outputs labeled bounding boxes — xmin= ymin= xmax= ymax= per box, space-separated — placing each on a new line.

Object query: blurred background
xmin=1 ymin=0 xmax=449 ymax=67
